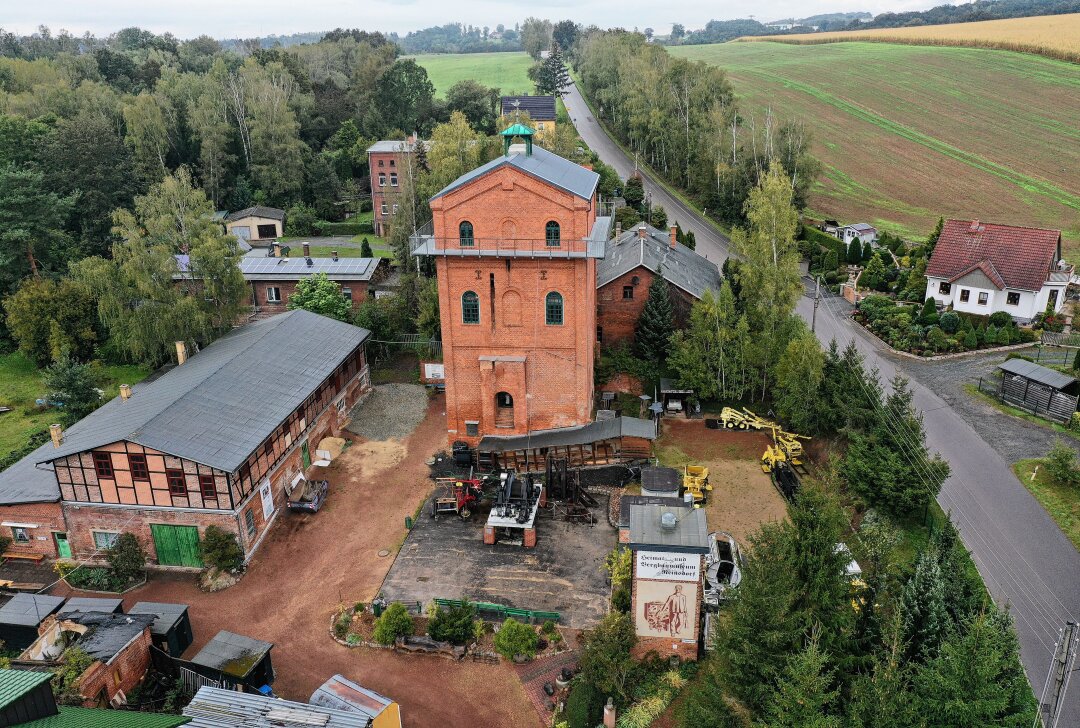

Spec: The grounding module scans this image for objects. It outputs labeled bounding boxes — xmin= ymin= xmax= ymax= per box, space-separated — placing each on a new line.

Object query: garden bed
xmin=59 ymin=566 xmax=145 ymax=594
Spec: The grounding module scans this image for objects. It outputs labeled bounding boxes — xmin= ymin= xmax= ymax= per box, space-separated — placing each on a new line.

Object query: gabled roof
xmin=0 ymin=668 xmax=53 ymax=709
xmin=224 ymin=206 xmax=285 ymax=222
xmin=948 ymin=258 xmax=1006 ymax=290
xmin=190 ymin=631 xmax=272 ymax=679
xmin=184 ymin=687 xmax=369 ymax=728
xmin=366 ymin=139 xmax=429 ymax=153
xmin=26 ymin=310 xmax=369 ymax=475
xmin=926 ymin=219 xmax=1062 ymax=292
xmin=846 ymin=223 xmax=876 ymax=232
xmin=501 ymin=95 xmax=557 ymax=120
xmin=309 ymin=674 xmax=394 ymax=719
xmin=999 ymin=358 xmax=1077 ymax=391
xmin=598 ymin=223 xmax=722 ymax=299
xmin=239 ymin=256 xmax=382 ymax=282
xmin=431 ymin=145 xmax=598 ymax=202
xmin=20 ymin=707 xmax=190 ymax=727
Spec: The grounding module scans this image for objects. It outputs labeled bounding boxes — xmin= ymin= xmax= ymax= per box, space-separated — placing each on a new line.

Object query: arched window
xmin=459 ymin=220 xmax=474 ymax=247
xmin=545 ymin=221 xmax=561 ymax=247
xmin=461 ymin=291 xmax=480 ymax=324
xmin=545 ymin=292 xmax=564 ymax=325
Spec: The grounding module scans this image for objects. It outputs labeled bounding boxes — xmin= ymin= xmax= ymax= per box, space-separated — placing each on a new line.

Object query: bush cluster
xmin=198 ymin=526 xmax=244 ymax=572
xmin=373 ymin=602 xmax=414 ymax=645
xmin=427 ymin=601 xmax=477 ymax=645
xmin=856 ymin=295 xmax=1035 ymax=355
xmin=493 ymin=617 xmax=538 ymax=660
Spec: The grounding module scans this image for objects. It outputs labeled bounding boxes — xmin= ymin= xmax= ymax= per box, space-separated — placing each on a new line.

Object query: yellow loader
xmin=683 ymin=465 xmax=712 ymax=505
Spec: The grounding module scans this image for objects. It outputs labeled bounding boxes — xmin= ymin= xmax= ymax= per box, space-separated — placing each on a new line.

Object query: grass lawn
xmin=669 ymin=41 xmax=1080 ymax=256
xmin=0 ymin=353 xmax=150 ymax=458
xmin=1013 ymin=458 xmax=1080 ymax=550
xmin=409 ymin=52 xmax=533 ymax=97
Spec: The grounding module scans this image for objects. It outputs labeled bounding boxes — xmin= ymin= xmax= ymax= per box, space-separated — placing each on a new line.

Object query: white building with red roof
xmin=924 ymin=219 xmax=1071 ymax=321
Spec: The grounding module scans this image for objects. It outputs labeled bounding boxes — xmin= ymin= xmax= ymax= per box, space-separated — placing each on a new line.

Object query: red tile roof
xmin=926 ymin=219 xmax=1062 ymax=292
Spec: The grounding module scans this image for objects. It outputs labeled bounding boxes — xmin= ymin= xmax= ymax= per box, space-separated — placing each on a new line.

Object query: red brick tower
xmin=412 ymin=125 xmax=609 ymax=447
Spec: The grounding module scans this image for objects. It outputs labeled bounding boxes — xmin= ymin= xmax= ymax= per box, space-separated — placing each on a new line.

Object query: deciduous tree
xmin=287 ymin=273 xmax=352 ymax=321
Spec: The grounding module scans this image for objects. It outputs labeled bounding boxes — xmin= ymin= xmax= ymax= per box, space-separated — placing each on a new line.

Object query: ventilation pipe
xmin=302 ymin=242 xmax=311 ymax=258
xmin=615 ymin=222 xmax=622 ymax=238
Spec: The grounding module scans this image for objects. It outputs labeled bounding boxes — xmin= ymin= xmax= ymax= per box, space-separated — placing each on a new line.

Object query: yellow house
xmin=225 ymin=206 xmax=285 ymax=243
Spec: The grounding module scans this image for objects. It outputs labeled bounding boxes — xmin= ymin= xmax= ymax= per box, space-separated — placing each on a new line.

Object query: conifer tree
xmin=900 ymin=545 xmax=950 ymax=661
xmin=635 ymin=273 xmax=674 ymax=362
xmin=761 ymin=636 xmax=842 ymax=728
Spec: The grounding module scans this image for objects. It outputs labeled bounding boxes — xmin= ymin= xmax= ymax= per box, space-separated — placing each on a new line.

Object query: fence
xmin=1042 ymin=331 xmax=1080 ymax=349
xmin=434 ymin=598 xmax=560 ymax=624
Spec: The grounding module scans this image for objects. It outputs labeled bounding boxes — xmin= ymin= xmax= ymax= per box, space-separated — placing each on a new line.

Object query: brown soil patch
xmin=660 ymin=418 xmax=772 ymax=462
xmin=57 ymin=394 xmax=537 ymax=728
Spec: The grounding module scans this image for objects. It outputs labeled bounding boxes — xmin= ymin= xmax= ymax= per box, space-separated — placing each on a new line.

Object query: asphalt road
xmin=565 ymin=79 xmax=1080 ymax=719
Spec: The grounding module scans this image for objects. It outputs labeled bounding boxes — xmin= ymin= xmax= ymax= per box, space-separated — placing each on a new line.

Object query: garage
xmin=151 ymin=524 xmax=203 ymax=567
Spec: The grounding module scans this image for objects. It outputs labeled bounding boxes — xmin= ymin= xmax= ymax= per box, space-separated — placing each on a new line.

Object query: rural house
xmin=240 ymin=243 xmax=389 ymax=316
xmin=368 ymin=138 xmax=428 ymax=236
xmin=224 ymin=207 xmax=285 ymax=244
xmin=500 ymin=96 xmax=557 ymax=131
xmin=596 ymin=223 xmax=722 ymax=346
xmin=838 ymin=222 xmax=877 ymax=249
xmin=0 ymin=310 xmax=371 ymax=566
xmin=925 ymin=219 xmax=1070 ymax=321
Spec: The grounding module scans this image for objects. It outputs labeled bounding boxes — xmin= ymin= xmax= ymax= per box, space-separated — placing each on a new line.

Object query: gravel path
xmin=898 ymin=347 xmax=1080 ymax=463
xmin=346 ymin=383 xmax=430 ymax=441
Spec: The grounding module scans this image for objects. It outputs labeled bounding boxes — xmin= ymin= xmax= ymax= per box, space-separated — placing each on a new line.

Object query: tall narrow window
xmin=546 ymin=292 xmax=564 ymax=325
xmin=545 ymin=221 xmax=561 ymax=247
xmin=199 ymin=474 xmax=217 ymax=501
xmin=461 ymin=291 xmax=480 ymax=324
xmin=378 ymin=173 xmax=386 ymax=187
xmin=459 ymin=221 xmax=474 ymax=247
xmin=390 ymin=173 xmax=398 ymax=187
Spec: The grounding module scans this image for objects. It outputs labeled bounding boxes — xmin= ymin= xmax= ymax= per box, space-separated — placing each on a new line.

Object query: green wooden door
xmin=301 ymin=440 xmax=311 ymax=470
xmin=54 ymin=532 xmax=71 ymax=559
xmin=151 ymin=524 xmax=203 ymax=567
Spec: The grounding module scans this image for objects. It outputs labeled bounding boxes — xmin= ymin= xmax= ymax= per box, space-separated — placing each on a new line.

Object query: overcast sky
xmin=6 ymin=0 xmax=948 ymax=40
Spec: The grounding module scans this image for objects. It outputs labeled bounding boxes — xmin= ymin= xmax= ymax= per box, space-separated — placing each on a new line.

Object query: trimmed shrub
xmin=493 ymin=618 xmax=538 ymax=660
xmin=564 ymin=680 xmax=604 ymax=728
xmin=373 ymin=602 xmax=414 ymax=645
xmin=313 ymin=221 xmax=371 ymax=236
xmin=285 ymin=204 xmax=318 ymax=236
xmin=939 ymin=310 xmax=960 ymax=334
xmin=612 ymin=586 xmax=631 ymax=613
xmin=199 ymin=526 xmax=244 ymax=572
xmin=106 ymin=533 xmax=146 ymax=585
xmin=988 ymin=311 xmax=1012 ymax=327
xmin=427 ymin=601 xmax=477 ymax=645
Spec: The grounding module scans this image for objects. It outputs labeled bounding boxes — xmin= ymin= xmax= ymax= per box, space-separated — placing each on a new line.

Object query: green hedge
xmin=314 ymin=221 xmax=374 ymax=236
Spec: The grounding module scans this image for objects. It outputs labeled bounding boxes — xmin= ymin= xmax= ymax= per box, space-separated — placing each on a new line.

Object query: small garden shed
xmin=128 ymin=602 xmax=194 ymax=657
xmin=997 ymin=358 xmax=1080 ymax=423
xmin=0 ymin=594 xmax=65 ymax=650
xmin=189 ymin=630 xmax=274 ymax=691
xmin=59 ymin=596 xmax=123 ymax=615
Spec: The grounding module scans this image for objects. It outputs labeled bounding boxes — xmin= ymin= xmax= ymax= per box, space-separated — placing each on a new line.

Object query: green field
xmin=669 ymin=42 xmax=1080 ymax=255
xmin=0 ymin=353 xmax=149 ymax=458
xmin=409 ymin=52 xmax=534 ymax=97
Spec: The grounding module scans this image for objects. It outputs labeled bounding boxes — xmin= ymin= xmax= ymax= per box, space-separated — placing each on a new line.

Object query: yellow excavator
xmin=760 ymin=425 xmax=811 ymax=474
xmin=682 ymin=465 xmax=712 ymax=505
xmin=718 ymin=407 xmax=775 ymax=431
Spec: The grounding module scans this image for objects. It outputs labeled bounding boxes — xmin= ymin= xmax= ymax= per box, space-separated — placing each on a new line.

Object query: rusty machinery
xmin=545 ymin=457 xmax=599 ymax=524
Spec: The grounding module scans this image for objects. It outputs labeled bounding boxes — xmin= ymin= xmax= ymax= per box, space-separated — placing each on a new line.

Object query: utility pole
xmin=811 ymin=276 xmax=821 ymax=334
xmin=1036 ymin=621 xmax=1079 ymax=728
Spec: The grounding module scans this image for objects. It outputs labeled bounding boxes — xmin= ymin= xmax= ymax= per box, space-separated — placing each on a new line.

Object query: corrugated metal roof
xmin=999 ymin=358 xmax=1078 ymax=391
xmin=21 ymin=706 xmax=190 ymax=727
xmin=27 ymin=310 xmax=370 ymax=474
xmin=431 ymin=145 xmax=598 ymax=202
xmin=628 ymin=504 xmax=708 ymax=553
xmin=0 ymin=594 xmax=65 ymax=627
xmin=597 ymin=224 xmax=722 ymax=300
xmin=184 ymin=687 xmax=370 ymax=728
xmin=309 ymin=674 xmax=392 ymax=719
xmin=0 ymin=668 xmax=53 ymax=709
xmin=190 ymin=631 xmax=272 ymax=679
xmin=239 ymin=256 xmax=380 ymax=281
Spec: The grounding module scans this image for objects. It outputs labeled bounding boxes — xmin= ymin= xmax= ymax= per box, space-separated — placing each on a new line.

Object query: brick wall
xmin=370 ymin=150 xmax=408 ymax=236
xmin=249 ymin=278 xmax=372 ymax=317
xmin=0 ymin=501 xmax=65 ymax=558
xmin=76 ymin=627 xmax=152 ymax=705
xmin=597 ymin=267 xmax=698 ymax=348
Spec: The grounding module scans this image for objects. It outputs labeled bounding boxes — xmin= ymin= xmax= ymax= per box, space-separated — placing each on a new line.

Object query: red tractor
xmin=430 ymin=477 xmax=492 ymax=519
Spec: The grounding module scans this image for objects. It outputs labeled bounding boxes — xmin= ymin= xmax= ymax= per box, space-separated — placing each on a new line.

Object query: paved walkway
xmin=566 ymin=79 xmax=1080 ymax=721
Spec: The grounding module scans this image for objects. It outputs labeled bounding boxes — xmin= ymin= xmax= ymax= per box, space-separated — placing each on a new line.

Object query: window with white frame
xmin=392 ymin=204 xmax=399 ymax=215
xmin=266 ymin=286 xmax=281 ymax=303
xmin=978 ymin=292 xmax=988 ymax=305
xmin=380 ymin=203 xmax=389 ymax=215
xmin=342 ymin=287 xmax=353 ymax=302
xmin=378 ymin=173 xmax=386 ymax=187
xmin=93 ymin=531 xmax=120 ymax=549
xmin=390 ymin=173 xmax=398 ymax=187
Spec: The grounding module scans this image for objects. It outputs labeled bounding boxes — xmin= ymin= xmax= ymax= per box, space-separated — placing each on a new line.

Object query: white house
xmin=840 ymin=223 xmax=877 ymax=249
xmin=924 ymin=219 xmax=1071 ymax=322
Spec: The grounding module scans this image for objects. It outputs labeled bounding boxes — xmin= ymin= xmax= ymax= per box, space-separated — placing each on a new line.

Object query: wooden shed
xmin=190 ymin=630 xmax=274 ymax=691
xmin=59 ymin=596 xmax=123 ymax=615
xmin=128 ymin=602 xmax=194 ymax=656
xmin=997 ymin=358 xmax=1080 ymax=423
xmin=0 ymin=594 xmax=65 ymax=651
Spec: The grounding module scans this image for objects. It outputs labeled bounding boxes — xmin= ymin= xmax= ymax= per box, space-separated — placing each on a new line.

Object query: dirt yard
xmin=56 ymin=393 xmax=538 ymax=728
xmin=656 ymin=418 xmax=789 ymax=545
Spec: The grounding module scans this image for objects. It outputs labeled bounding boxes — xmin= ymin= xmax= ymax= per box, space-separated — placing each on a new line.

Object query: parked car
xmin=665 ymin=398 xmax=683 ymax=414
xmin=703 ymin=531 xmax=745 ymax=608
xmin=287 ymin=478 xmax=329 ymax=513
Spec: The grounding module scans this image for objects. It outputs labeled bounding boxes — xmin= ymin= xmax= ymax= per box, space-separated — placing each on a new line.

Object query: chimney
xmin=50 ymin=424 xmax=63 ymax=448
xmin=332 ymin=250 xmax=339 ymax=261
xmin=175 ymin=341 xmax=187 ymax=366
xmin=119 ymin=384 xmax=132 ymax=401
xmin=302 ymin=242 xmax=311 ymax=258
xmin=615 ymin=222 xmax=622 ymax=238
xmin=269 ymin=242 xmax=279 ymax=258
xmin=670 ymin=225 xmax=677 ymax=248
xmin=637 ymin=224 xmax=647 ymax=240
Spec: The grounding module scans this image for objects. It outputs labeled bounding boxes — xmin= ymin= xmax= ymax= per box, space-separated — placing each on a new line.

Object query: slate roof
xmin=0 ymin=438 xmax=63 ymax=504
xmin=478 ymin=416 xmax=656 ymax=453
xmin=128 ymin=602 xmax=189 ymax=637
xmin=224 ymin=206 xmax=285 ymax=222
xmin=20 ymin=707 xmax=190 ymax=727
xmin=926 ymin=219 xmax=1062 ymax=292
xmin=58 ymin=597 xmax=123 ymax=615
xmin=628 ymin=504 xmax=709 ymax=553
xmin=501 ymin=95 xmax=557 ymax=121
xmin=190 ymin=631 xmax=272 ymax=679
xmin=26 ymin=310 xmax=369 ymax=475
xmin=431 ymin=144 xmax=598 ymax=202
xmin=0 ymin=594 xmax=65 ymax=627
xmin=999 ymin=358 xmax=1078 ymax=391
xmin=184 ymin=687 xmax=369 ymax=728
xmin=239 ymin=256 xmax=382 ymax=282
xmin=63 ymin=612 xmax=156 ymax=663
xmin=598 ymin=224 xmax=722 ymax=299
xmin=0 ymin=667 xmax=52 ymax=709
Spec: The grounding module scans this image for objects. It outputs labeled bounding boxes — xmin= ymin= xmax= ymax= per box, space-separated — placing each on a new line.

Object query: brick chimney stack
xmin=302 ymin=242 xmax=311 ymax=258
xmin=332 ymin=250 xmax=339 ymax=261
xmin=175 ymin=341 xmax=187 ymax=366
xmin=637 ymin=224 xmax=647 ymax=240
xmin=119 ymin=384 xmax=132 ymax=401
xmin=603 ymin=697 xmax=616 ymax=728
xmin=670 ymin=225 xmax=677 ymax=248
xmin=49 ymin=423 xmax=63 ymax=448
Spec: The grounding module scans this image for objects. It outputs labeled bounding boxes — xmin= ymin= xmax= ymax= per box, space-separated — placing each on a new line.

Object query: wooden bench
xmin=1 ymin=551 xmax=45 ymax=562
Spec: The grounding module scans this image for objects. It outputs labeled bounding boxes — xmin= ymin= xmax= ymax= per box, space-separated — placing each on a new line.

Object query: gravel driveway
xmin=346 ymin=383 xmax=430 ymax=441
xmin=899 ymin=348 xmax=1080 ymax=463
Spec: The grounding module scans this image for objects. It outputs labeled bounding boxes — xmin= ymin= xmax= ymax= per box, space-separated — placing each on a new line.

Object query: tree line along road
xmin=564 ymin=78 xmax=1080 ymax=720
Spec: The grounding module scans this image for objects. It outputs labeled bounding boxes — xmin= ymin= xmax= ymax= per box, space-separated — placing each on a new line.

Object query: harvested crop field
xmin=669 ymin=41 xmax=1080 ymax=255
